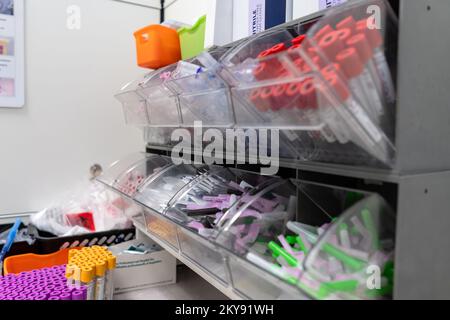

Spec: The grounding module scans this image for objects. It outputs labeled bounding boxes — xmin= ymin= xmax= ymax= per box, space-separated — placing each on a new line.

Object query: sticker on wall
xmin=0 ymin=0 xmax=24 ymax=108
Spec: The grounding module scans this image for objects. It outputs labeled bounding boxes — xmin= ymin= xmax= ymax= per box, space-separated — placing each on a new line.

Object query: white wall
xmin=293 ymin=0 xmax=321 ymax=19
xmin=165 ymin=0 xmax=208 ymax=25
xmin=0 ymin=0 xmax=159 ymax=214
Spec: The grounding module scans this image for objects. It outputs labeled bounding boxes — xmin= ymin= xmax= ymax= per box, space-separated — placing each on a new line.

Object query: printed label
xmin=319 ymin=0 xmax=347 ymax=10
xmin=249 ymin=0 xmax=265 ymax=35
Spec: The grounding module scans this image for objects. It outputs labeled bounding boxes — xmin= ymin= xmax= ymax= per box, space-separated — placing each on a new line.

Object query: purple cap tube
xmin=34 ymin=295 xmax=47 ymax=301
xmin=59 ymin=293 xmax=72 ymax=301
xmin=48 ymin=296 xmax=60 ymax=300
xmin=27 ymin=292 xmax=41 ymax=298
xmin=53 ymin=286 xmax=66 ymax=292
xmin=71 ymin=290 xmax=84 ymax=300
xmin=49 ymin=291 xmax=62 ymax=297
xmin=80 ymin=286 xmax=87 ymax=300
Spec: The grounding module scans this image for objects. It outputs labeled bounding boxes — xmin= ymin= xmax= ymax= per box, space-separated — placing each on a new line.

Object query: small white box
xmin=110 ymin=238 xmax=176 ymax=294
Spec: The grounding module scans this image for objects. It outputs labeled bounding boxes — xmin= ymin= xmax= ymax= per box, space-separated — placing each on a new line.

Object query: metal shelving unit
xmin=138 ymin=0 xmax=450 ymax=300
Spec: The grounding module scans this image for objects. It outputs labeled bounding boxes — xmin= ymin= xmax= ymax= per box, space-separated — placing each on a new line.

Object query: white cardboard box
xmin=110 ymin=238 xmax=177 ymax=294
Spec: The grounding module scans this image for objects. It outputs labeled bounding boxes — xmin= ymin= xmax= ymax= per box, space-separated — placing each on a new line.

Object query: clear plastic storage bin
xmin=143 ymin=208 xmax=180 ymax=250
xmin=164 ymin=167 xmax=269 ymax=284
xmin=135 ymin=164 xmax=207 ymax=214
xmin=115 ymin=78 xmax=150 ymax=126
xmin=96 ymin=153 xmax=172 ymax=198
xmin=136 ymin=64 xmax=181 ymax=127
xmin=165 ymin=58 xmax=234 ymax=127
xmin=300 ymin=194 xmax=395 ymax=300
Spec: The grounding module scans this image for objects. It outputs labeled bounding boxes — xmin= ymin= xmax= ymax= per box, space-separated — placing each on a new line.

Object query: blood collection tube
xmin=347 ymin=34 xmax=384 ymax=116
xmin=105 ymin=254 xmax=117 ymax=300
xmin=336 ymin=47 xmax=381 ymax=121
xmin=322 ymin=72 xmax=389 ymax=163
xmin=318 ymin=31 xmax=345 ymax=61
xmin=336 ymin=16 xmax=356 ymax=33
xmin=299 ymin=78 xmax=337 ymax=143
xmin=356 ymin=18 xmax=396 ymax=103
xmin=94 ymin=260 xmax=107 ymax=300
xmin=314 ymin=24 xmax=334 ymax=42
xmin=291 ymin=34 xmax=306 ymax=46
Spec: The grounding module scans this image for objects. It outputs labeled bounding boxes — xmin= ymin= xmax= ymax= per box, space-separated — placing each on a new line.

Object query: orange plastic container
xmin=134 ymin=24 xmax=181 ymax=69
xmin=3 ymin=248 xmax=79 ymax=275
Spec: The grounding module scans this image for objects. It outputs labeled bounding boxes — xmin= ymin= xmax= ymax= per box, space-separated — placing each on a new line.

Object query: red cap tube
xmin=336 ymin=47 xmax=364 ymax=78
xmin=287 ymin=82 xmax=305 ymax=108
xmin=356 ymin=18 xmax=383 ymax=49
xmin=292 ymin=35 xmax=306 ymax=46
xmin=314 ymin=24 xmax=334 ymax=42
xmin=336 ymin=16 xmax=356 ymax=33
xmin=272 ymin=84 xmax=290 ymax=110
xmin=324 ymin=72 xmax=350 ymax=102
xmin=270 ymin=43 xmax=287 ymax=54
xmin=321 ymin=63 xmax=344 ymax=78
xmin=258 ymin=49 xmax=273 ymax=59
xmin=346 ymin=33 xmax=373 ymax=64
xmin=319 ymin=31 xmax=345 ymax=61
xmin=300 ymin=78 xmax=318 ymax=109
xmin=336 ymin=28 xmax=352 ymax=45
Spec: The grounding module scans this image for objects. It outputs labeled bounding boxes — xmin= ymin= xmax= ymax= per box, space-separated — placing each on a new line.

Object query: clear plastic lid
xmin=220 ymin=28 xmax=297 ymax=67
xmin=164 ymin=167 xmax=268 ymax=239
xmin=96 ymin=153 xmax=172 ymax=198
xmin=115 ymin=78 xmax=150 ymax=126
xmin=295 ymin=0 xmax=398 ymax=165
xmin=215 ymin=179 xmax=297 ymax=255
xmin=164 ymin=167 xmax=242 ymax=234
xmin=228 ymin=0 xmax=397 ymax=166
xmin=301 ymin=193 xmax=395 ymax=300
xmin=134 ymin=163 xmax=207 ymax=213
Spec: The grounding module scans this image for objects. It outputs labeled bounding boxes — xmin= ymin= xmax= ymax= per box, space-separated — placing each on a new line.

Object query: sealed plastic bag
xmin=30 ymin=178 xmax=132 ymax=237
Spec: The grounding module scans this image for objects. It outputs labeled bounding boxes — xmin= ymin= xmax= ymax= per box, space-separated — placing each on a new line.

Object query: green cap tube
xmin=268 ymin=241 xmax=299 ymax=267
xmin=361 ymin=209 xmax=379 ymax=250
xmin=322 ymin=243 xmax=366 ymax=271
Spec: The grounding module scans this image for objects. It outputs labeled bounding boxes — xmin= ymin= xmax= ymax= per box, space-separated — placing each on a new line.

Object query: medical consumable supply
xmin=65 ymin=246 xmax=116 ymax=300
xmin=0 ymin=265 xmax=86 ymax=300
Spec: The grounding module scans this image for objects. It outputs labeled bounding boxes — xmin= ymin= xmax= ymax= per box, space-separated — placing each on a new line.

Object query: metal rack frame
xmin=138 ymin=0 xmax=450 ymax=299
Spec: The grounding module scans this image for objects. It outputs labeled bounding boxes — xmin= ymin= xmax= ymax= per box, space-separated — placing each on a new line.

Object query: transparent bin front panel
xmin=143 ymin=127 xmax=176 ymax=147
xmin=165 ymin=167 xmax=272 ymax=284
xmin=96 ymin=153 xmax=172 ymax=198
xmin=228 ymin=254 xmax=306 ymax=300
xmin=179 ymin=89 xmax=233 ymax=127
xmin=135 ymin=164 xmax=206 ymax=213
xmin=165 ymin=70 xmax=234 ymax=127
xmin=215 ymin=179 xmax=301 ymax=295
xmin=164 ymin=167 xmax=244 ymax=231
xmin=177 ymin=227 xmax=229 ymax=285
xmin=231 ymin=73 xmax=326 ymax=130
xmin=301 ymin=194 xmax=395 ymax=300
xmin=137 ymin=83 xmax=180 ymax=127
xmin=296 ymin=0 xmax=398 ymax=166
xmin=216 ymin=179 xmax=378 ymax=298
xmin=115 ymin=86 xmax=149 ymax=126
xmin=143 ymin=208 xmax=180 ymax=250
xmin=220 ymin=28 xmax=296 ymax=67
